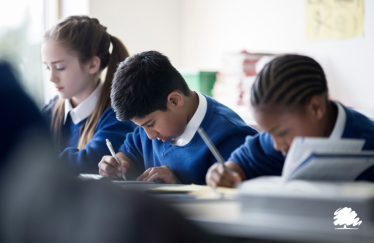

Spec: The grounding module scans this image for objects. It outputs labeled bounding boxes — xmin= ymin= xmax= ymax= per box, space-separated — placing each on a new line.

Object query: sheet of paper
xmin=306 ymin=0 xmax=364 ymax=40
xmin=111 ymin=181 xmax=154 ymax=184
xmin=189 ymin=186 xmax=238 ymax=200
xmin=282 ymin=137 xmax=365 ymax=180
xmin=289 ymin=152 xmax=374 ymax=181
xmin=78 ymin=174 xmax=154 ymax=184
xmin=148 ymin=184 xmax=238 ymax=199
xmin=78 ymin=174 xmax=104 ymax=180
xmin=148 ymin=184 xmax=207 ymax=192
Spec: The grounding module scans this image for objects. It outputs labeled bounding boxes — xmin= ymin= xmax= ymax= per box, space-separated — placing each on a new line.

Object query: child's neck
xmin=323 ymin=101 xmax=338 ymax=137
xmin=184 ymin=90 xmax=199 ymax=124
xmin=70 ymin=78 xmax=100 ymax=108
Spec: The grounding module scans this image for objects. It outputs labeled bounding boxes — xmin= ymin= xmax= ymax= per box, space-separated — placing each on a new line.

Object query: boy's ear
xmin=87 ymin=56 xmax=101 ymax=75
xmin=307 ymin=95 xmax=326 ymax=121
xmin=167 ymin=92 xmax=184 ymax=108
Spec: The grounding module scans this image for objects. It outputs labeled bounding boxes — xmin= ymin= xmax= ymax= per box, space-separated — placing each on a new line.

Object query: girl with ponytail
xmin=41 ymin=16 xmax=135 ymax=174
xmin=206 ymin=54 xmax=374 ymax=187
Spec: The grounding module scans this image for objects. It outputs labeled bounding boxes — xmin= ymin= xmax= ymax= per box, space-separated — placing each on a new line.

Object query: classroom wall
xmin=89 ymin=0 xmax=183 ymax=67
xmin=89 ymin=0 xmax=374 ymax=112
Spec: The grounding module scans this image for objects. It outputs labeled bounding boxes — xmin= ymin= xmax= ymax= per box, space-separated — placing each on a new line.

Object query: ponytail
xmin=78 ymin=36 xmax=129 ymax=149
xmin=44 ymin=16 xmax=129 ymax=150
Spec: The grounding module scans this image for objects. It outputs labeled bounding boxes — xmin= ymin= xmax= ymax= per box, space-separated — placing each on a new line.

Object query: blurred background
xmin=0 ymin=0 xmax=373 ymax=125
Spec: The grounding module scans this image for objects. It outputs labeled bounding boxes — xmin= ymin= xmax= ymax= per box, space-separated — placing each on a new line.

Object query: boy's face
xmin=131 ymin=93 xmax=188 ymax=142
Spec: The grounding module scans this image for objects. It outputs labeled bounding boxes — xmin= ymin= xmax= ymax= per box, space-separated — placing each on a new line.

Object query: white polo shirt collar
xmin=171 ymin=91 xmax=208 ymax=146
xmin=64 ymin=81 xmax=102 ymax=125
xmin=329 ymin=101 xmax=346 ymax=139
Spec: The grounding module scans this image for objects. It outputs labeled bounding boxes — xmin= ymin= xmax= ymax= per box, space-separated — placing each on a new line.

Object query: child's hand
xmin=98 ymin=153 xmax=130 ymax=180
xmin=206 ymin=162 xmax=242 ymax=188
xmin=137 ymin=165 xmax=181 ymax=184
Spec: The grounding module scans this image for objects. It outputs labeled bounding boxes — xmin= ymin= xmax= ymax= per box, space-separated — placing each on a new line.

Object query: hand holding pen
xmin=198 ymin=127 xmax=242 ymax=188
xmin=105 ymin=139 xmax=127 ymax=181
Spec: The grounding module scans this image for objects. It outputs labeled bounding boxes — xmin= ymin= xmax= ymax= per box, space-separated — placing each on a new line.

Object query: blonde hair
xmin=44 ymin=16 xmax=129 ymax=150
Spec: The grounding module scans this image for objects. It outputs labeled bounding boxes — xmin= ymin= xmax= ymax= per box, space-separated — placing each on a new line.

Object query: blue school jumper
xmin=229 ymin=105 xmax=374 ymax=181
xmin=0 ymin=63 xmax=50 ymax=165
xmin=41 ymin=97 xmax=136 ymax=174
xmin=119 ymin=95 xmax=258 ymax=185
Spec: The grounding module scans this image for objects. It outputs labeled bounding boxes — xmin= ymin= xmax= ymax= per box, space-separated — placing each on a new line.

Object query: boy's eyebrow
xmin=268 ymin=125 xmax=280 ymax=134
xmin=140 ymin=119 xmax=152 ymax=127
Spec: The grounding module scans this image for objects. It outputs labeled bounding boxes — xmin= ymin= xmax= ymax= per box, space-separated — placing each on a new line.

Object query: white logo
xmin=334 ymin=207 xmax=362 ymax=229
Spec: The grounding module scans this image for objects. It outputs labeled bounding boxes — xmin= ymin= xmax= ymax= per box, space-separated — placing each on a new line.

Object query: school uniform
xmin=0 ymin=62 xmax=49 ymax=167
xmin=0 ymin=63 xmax=224 ymax=243
xmin=119 ymin=92 xmax=258 ymax=185
xmin=229 ymin=102 xmax=374 ymax=181
xmin=41 ymin=82 xmax=136 ymax=174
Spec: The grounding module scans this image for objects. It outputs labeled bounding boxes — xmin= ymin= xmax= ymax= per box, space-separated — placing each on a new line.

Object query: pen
xmin=106 ymin=139 xmax=127 ymax=181
xmin=197 ymin=127 xmax=227 ymax=168
xmin=197 ymin=127 xmax=227 ymax=197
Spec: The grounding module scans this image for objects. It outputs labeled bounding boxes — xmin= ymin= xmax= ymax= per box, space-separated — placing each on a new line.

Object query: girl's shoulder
xmin=40 ymin=96 xmax=60 ymax=124
xmin=98 ymin=106 xmax=117 ymax=121
xmin=96 ymin=106 xmax=136 ymax=130
xmin=41 ymin=95 xmax=60 ymax=113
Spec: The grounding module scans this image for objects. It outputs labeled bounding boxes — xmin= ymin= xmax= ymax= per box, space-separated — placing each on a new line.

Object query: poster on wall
xmin=306 ymin=0 xmax=364 ymax=40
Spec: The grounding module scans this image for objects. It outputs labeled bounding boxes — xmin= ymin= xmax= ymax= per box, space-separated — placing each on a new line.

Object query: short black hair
xmin=111 ymin=51 xmax=190 ymax=121
xmin=251 ymin=54 xmax=328 ymax=107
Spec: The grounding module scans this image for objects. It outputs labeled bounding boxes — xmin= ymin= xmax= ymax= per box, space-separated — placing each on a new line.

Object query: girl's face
xmin=42 ymin=39 xmax=98 ymax=106
xmin=253 ymin=102 xmax=325 ymax=156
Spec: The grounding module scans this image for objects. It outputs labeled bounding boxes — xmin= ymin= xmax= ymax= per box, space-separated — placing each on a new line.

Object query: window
xmin=0 ymin=0 xmax=45 ymax=108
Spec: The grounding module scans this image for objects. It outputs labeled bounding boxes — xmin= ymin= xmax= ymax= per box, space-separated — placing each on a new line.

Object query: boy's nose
xmin=144 ymin=127 xmax=158 ymax=140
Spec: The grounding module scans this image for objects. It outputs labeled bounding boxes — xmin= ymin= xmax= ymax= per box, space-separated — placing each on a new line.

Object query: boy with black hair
xmin=98 ymin=51 xmax=257 ymax=184
xmin=0 ymin=62 xmax=228 ymax=243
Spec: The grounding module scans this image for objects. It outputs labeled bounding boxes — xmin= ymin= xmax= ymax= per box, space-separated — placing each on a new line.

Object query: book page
xmin=289 ymin=153 xmax=374 ymax=181
xmin=282 ymin=138 xmax=365 ymax=181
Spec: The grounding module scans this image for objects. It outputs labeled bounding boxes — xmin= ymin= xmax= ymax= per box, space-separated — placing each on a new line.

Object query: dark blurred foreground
xmin=0 ymin=62 xmax=227 ymax=243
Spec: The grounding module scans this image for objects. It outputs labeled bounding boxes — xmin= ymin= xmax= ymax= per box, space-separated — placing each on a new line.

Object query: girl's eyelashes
xmin=44 ymin=66 xmax=65 ymax=71
xmin=147 ymin=123 xmax=155 ymax=128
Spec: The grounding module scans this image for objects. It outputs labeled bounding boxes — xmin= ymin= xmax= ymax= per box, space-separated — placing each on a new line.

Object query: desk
xmin=168 ymin=198 xmax=374 ymax=243
xmin=112 ymin=182 xmax=374 ymax=243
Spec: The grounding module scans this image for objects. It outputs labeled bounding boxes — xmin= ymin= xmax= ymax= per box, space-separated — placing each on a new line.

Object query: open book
xmin=282 ymin=138 xmax=374 ymax=182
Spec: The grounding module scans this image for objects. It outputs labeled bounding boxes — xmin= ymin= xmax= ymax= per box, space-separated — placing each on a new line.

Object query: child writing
xmin=41 ymin=16 xmax=135 ymax=174
xmin=206 ymin=54 xmax=374 ymax=187
xmin=98 ymin=51 xmax=258 ymax=184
